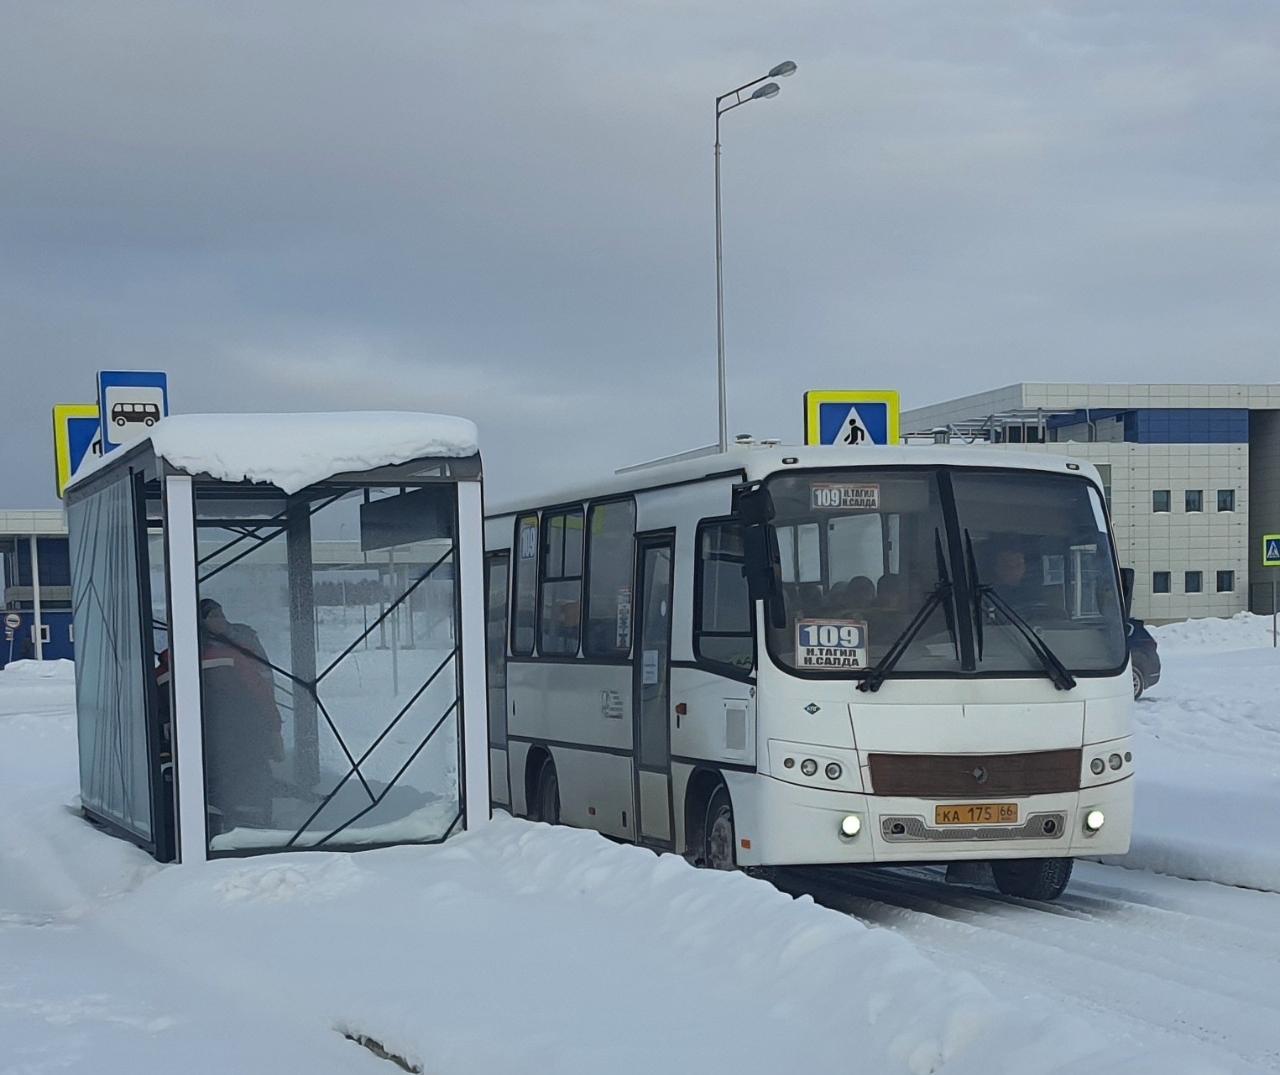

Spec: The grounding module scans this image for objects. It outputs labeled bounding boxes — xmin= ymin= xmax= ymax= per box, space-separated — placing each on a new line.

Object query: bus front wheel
xmin=991 ymin=857 xmax=1073 ymax=901
xmin=702 ymin=784 xmax=736 ymax=871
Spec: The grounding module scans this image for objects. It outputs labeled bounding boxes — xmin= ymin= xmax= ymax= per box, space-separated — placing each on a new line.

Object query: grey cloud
xmin=2 ymin=0 xmax=1277 ymax=506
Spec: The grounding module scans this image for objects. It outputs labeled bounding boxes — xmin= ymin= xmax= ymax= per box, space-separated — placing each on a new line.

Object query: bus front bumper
xmin=742 ymin=773 xmax=1133 ymax=867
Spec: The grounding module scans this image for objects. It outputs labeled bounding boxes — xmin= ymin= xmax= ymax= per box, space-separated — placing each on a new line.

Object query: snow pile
xmin=1116 ymin=614 xmax=1280 ymax=892
xmin=0 ymin=657 xmax=76 ymax=681
xmin=1150 ymin=611 xmax=1277 ymax=653
xmin=72 ymin=411 xmax=478 ymax=495
xmin=0 ymin=672 xmax=1192 ymax=1073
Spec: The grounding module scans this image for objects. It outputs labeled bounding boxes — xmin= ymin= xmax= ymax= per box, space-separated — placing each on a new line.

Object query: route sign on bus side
xmin=803 ymin=390 xmax=900 ymax=447
xmin=1263 ymin=534 xmax=1280 ymax=568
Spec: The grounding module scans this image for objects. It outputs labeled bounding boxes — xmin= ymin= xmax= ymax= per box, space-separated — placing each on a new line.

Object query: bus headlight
xmin=1084 ymin=809 xmax=1105 ymax=833
xmin=1090 ymin=758 xmax=1105 ymax=776
xmin=839 ymin=815 xmax=861 ymax=838
xmin=1108 ymin=753 xmax=1123 ymax=771
xmin=801 ymin=759 xmax=818 ymax=777
xmin=825 ymin=762 xmax=842 ymax=781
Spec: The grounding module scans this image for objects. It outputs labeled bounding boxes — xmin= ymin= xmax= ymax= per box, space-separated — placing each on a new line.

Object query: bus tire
xmin=991 ymin=856 xmax=1073 ymax=901
xmin=701 ymin=784 xmax=737 ymax=871
xmin=534 ymin=756 xmax=560 ymax=826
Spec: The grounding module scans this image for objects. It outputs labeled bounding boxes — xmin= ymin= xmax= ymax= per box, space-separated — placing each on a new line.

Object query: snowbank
xmin=1149 ymin=610 xmax=1277 ymax=653
xmin=70 ymin=411 xmax=479 ymax=494
xmin=1114 ymin=615 xmax=1280 ymax=892
xmin=0 ymin=666 xmax=1191 ymax=1073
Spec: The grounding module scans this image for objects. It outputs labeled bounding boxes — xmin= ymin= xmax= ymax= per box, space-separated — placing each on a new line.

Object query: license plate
xmin=934 ymin=803 xmax=1019 ymax=826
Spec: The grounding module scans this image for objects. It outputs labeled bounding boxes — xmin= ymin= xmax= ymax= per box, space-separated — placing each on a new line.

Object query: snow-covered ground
xmin=3 ymin=614 xmax=1278 ymax=1073
xmin=1124 ymin=613 xmax=1280 ymax=892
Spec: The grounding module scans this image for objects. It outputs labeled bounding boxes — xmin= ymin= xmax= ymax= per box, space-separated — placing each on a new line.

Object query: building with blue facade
xmin=1 ymin=509 xmax=74 ymax=666
xmin=902 ymin=383 xmax=1280 ymax=622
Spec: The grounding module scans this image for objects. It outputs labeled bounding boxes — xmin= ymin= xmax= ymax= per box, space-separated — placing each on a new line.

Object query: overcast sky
xmin=2 ymin=1 xmax=1277 ymax=507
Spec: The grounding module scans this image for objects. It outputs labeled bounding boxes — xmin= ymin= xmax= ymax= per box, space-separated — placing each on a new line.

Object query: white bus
xmin=483 ymin=445 xmax=1134 ymax=900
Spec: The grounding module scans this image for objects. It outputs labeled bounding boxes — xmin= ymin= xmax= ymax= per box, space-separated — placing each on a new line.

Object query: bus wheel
xmin=991 ymin=857 xmax=1073 ymax=901
xmin=702 ymin=785 xmax=736 ymax=871
xmin=535 ymin=758 xmax=560 ymax=826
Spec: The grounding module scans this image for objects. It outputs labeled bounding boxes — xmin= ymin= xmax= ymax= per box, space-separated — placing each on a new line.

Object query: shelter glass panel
xmin=68 ymin=471 xmax=155 ymax=843
xmin=193 ymin=483 xmax=462 ymax=855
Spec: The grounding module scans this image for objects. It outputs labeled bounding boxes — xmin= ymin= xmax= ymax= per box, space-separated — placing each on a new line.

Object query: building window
xmin=695 ymin=521 xmax=754 ymax=674
xmin=1217 ymin=489 xmax=1235 ymax=512
xmin=583 ymin=499 xmax=636 ymax=657
xmin=1152 ymin=571 xmax=1171 ymax=594
xmin=1152 ymin=490 xmax=1171 ymax=513
xmin=511 ymin=514 xmax=539 ymax=656
xmin=1184 ymin=570 xmax=1203 ymax=594
xmin=1217 ymin=570 xmax=1235 ymax=593
xmin=539 ymin=508 xmax=584 ymax=656
xmin=1185 ymin=489 xmax=1203 ymax=513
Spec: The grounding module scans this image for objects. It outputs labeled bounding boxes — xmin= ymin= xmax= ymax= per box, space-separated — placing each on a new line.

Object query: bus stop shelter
xmin=64 ymin=412 xmax=489 ymax=863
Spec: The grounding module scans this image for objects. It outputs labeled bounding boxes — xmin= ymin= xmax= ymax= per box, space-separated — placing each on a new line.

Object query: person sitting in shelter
xmin=190 ymin=600 xmax=284 ymax=830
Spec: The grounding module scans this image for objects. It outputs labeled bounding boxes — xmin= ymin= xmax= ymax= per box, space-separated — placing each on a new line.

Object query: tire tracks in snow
xmin=774 ymin=862 xmax=1280 ymax=1073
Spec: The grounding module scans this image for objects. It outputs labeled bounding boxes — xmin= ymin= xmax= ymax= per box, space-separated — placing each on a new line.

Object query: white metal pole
xmin=165 ymin=476 xmax=207 ymax=863
xmin=29 ymin=535 xmax=43 ymax=660
xmin=715 ymin=109 xmax=727 ymax=454
xmin=456 ymin=479 xmax=491 ymax=827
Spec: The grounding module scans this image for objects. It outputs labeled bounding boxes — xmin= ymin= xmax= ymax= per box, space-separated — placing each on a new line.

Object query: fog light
xmin=840 ymin=814 xmax=861 ymax=838
xmin=1084 ymin=809 xmax=1105 ymax=833
xmin=825 ymin=762 xmax=842 ymax=780
xmin=1090 ymin=758 xmax=1105 ymax=776
xmin=1109 ymin=753 xmax=1122 ymax=771
xmin=801 ymin=758 xmax=818 ymax=777
xmin=783 ymin=757 xmax=795 ymax=769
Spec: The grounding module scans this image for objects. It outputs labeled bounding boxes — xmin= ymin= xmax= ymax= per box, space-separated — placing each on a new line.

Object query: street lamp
xmin=714 ymin=60 xmax=797 ymax=453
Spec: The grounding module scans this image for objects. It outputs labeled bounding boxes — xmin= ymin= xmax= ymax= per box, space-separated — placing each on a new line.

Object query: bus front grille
xmin=867 ymin=749 xmax=1081 ymax=798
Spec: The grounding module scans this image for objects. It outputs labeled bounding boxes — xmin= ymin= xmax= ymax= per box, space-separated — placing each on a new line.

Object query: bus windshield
xmin=763 ymin=467 xmax=1127 ymax=680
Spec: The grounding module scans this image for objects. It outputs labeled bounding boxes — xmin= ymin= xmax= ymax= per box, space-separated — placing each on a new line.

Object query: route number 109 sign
xmin=796 ymin=619 xmax=867 ymax=669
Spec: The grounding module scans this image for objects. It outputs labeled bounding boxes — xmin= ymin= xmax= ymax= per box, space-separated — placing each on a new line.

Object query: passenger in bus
xmin=825 ymin=576 xmax=875 ymax=617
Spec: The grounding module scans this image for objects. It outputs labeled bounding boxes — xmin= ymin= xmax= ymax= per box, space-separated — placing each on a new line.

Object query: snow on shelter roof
xmin=70 ymin=412 xmax=478 ymax=495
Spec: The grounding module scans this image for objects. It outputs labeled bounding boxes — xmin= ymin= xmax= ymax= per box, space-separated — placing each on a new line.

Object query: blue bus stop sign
xmin=98 ymin=371 xmax=169 ymax=453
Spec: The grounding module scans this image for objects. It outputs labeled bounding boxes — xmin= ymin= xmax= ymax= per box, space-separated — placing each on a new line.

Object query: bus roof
xmin=485 ymin=443 xmax=1106 ymax=519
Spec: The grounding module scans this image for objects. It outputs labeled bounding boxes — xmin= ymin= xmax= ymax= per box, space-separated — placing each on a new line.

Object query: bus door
xmin=632 ymin=533 xmax=675 ymax=847
xmin=484 ymin=552 xmax=511 ymax=807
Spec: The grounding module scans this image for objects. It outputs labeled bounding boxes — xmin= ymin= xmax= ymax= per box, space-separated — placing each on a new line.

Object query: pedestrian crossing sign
xmin=1264 ymin=535 xmax=1280 ymax=568
xmin=803 ymin=390 xmax=900 ymax=447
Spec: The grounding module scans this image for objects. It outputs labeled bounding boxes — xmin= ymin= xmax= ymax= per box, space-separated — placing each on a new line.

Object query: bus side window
xmin=511 ymin=514 xmax=539 ymax=655
xmin=584 ymin=499 xmax=636 ymax=657
xmin=484 ymin=552 xmax=510 ymax=746
xmin=695 ymin=521 xmax=754 ymax=673
xmin=539 ymin=508 xmax=584 ymax=656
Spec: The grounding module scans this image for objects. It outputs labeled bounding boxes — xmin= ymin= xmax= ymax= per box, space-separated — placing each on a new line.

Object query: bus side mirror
xmin=1120 ymin=567 xmax=1135 ymax=619
xmin=733 ymin=483 xmax=786 ymax=629
xmin=732 ymin=481 xmax=774 ymax=526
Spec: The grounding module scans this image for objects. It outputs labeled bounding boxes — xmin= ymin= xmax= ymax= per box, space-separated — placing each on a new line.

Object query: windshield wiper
xmin=963 ymin=529 xmax=1076 ymax=691
xmin=858 ymin=530 xmax=956 ymax=693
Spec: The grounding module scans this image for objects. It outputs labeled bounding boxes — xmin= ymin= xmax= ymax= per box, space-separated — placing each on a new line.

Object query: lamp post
xmin=715 ymin=60 xmax=797 ymax=453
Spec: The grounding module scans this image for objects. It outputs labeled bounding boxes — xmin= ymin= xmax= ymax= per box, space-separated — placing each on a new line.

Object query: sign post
xmin=1263 ymin=534 xmax=1280 ymax=648
xmin=4 ymin=612 xmax=20 ymax=665
xmin=803 ymin=390 xmax=901 ymax=447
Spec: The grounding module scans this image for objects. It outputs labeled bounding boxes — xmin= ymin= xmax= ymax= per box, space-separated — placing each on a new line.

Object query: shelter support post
xmin=287 ymin=498 xmax=319 ymax=789
xmin=456 ymin=480 xmax=490 ymax=826
xmin=164 ymin=476 xmax=207 ymax=863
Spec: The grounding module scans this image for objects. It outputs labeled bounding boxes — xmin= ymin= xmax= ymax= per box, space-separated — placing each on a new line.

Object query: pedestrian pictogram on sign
xmin=803 ymin=390 xmax=900 ymax=447
xmin=1264 ymin=535 xmax=1280 ymax=568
